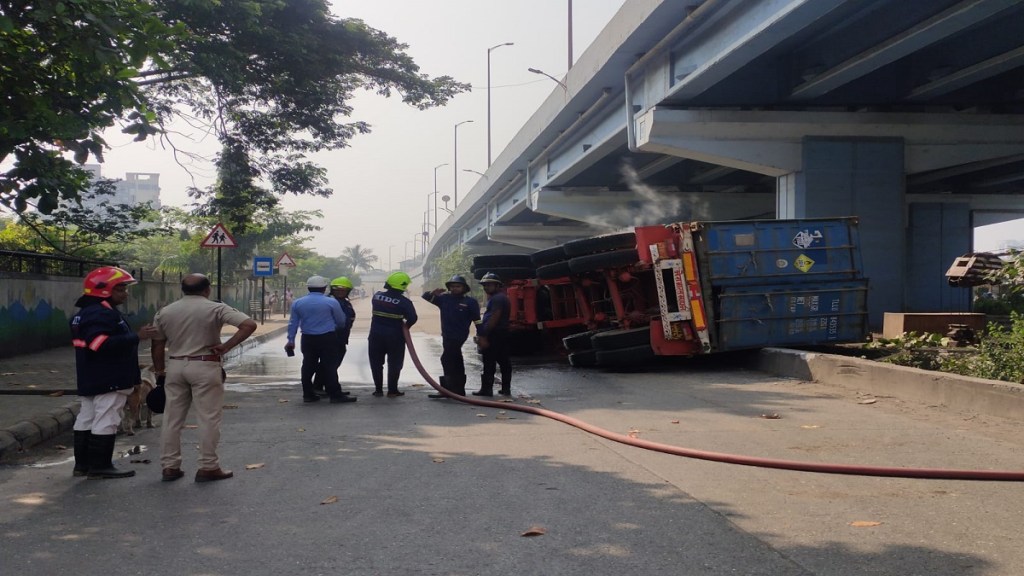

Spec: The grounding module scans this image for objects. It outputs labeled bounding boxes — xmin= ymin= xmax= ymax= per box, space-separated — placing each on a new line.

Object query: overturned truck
xmin=471 ymin=218 xmax=870 ymax=368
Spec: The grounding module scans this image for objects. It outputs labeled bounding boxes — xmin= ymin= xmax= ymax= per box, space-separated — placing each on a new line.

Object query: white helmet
xmin=306 ymin=275 xmax=329 ymax=289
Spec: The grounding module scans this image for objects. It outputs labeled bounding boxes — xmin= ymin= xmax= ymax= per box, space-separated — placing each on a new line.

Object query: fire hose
xmin=403 ymin=327 xmax=1024 ymax=481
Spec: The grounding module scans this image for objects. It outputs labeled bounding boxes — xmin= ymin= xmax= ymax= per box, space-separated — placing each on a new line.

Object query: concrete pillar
xmin=906 ymin=202 xmax=972 ymax=312
xmin=779 ymin=137 xmax=905 ymax=329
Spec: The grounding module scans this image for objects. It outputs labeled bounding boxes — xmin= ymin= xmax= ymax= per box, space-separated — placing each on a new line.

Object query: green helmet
xmin=330 ymin=276 xmax=353 ymax=289
xmin=386 ymin=271 xmax=411 ymax=291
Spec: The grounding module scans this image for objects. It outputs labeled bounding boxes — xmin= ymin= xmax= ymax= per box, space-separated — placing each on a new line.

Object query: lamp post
xmin=453 ymin=120 xmax=474 ymax=208
xmin=463 ymin=168 xmax=487 ymax=179
xmin=528 ymin=67 xmax=567 ymax=91
xmin=487 ymin=42 xmax=514 ymax=167
xmin=388 ymin=244 xmax=395 ymax=271
xmin=567 ymin=0 xmax=573 ymax=71
xmin=433 ymin=162 xmax=448 ymax=233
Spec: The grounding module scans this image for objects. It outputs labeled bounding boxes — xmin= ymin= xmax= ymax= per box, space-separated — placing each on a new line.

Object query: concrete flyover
xmin=425 ymin=0 xmax=1024 ymax=328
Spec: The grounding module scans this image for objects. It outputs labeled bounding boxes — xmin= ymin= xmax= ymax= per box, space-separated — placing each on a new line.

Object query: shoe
xmin=162 ymin=467 xmax=185 ymax=482
xmin=303 ymin=395 xmax=321 ymax=403
xmin=472 ymin=390 xmax=493 ymax=397
xmin=428 ymin=393 xmax=446 ymax=399
xmin=329 ymin=395 xmax=357 ymax=403
xmin=372 ymin=390 xmax=384 ymax=397
xmin=386 ymin=391 xmax=405 ymax=398
xmin=338 ymin=390 xmax=351 ymax=396
xmin=195 ymin=468 xmax=233 ymax=483
xmin=498 ymin=389 xmax=511 ymax=396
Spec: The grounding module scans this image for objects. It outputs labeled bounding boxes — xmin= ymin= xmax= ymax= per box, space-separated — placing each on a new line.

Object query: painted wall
xmin=0 ymin=274 xmax=252 ymax=358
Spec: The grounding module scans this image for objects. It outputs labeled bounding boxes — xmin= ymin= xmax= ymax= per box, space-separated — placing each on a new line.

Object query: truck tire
xmin=568 ymin=349 xmax=598 ymax=367
xmin=563 ymin=232 xmax=636 ymax=257
xmin=568 ymin=249 xmax=638 ymax=274
xmin=595 ymin=344 xmax=655 ymax=368
xmin=472 ymin=254 xmax=534 ymax=270
xmin=590 ymin=327 xmax=651 ymax=351
xmin=471 ymin=266 xmax=535 ymax=281
xmin=562 ymin=330 xmax=598 ymax=352
xmin=536 ymin=261 xmax=572 ymax=280
xmin=531 ymin=245 xmax=568 ymax=267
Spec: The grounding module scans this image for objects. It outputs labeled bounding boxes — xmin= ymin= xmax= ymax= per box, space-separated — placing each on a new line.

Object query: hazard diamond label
xmin=200 ymin=223 xmax=238 ymax=248
xmin=794 ymin=254 xmax=815 ymax=273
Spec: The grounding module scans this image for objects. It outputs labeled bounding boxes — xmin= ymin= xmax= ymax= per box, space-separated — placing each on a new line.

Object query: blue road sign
xmin=253 ymin=256 xmax=274 ymax=277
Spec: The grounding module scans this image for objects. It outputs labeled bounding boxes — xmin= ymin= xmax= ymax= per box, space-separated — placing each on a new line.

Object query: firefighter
xmin=422 ymin=274 xmax=480 ymax=397
xmin=70 ymin=267 xmax=159 ymax=479
xmin=474 ymin=272 xmax=513 ymax=397
xmin=368 ymin=271 xmax=418 ymax=397
xmin=329 ymin=276 xmax=356 ymax=386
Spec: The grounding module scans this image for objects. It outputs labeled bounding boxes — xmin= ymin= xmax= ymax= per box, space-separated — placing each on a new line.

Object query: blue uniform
xmin=288 ymin=292 xmax=347 ymax=401
xmin=422 ymin=291 xmax=480 ymax=394
xmin=70 ymin=297 xmax=141 ymax=397
xmin=368 ymin=288 xmax=418 ymax=394
xmin=478 ymin=290 xmax=512 ymax=395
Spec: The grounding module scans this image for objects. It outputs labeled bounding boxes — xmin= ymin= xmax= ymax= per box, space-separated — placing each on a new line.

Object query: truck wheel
xmin=472 ymin=254 xmax=534 ymax=269
xmin=568 ymin=249 xmax=638 ymax=274
xmin=595 ymin=344 xmax=655 ymax=368
xmin=563 ymin=232 xmax=636 ymax=257
xmin=471 ymin=266 xmax=535 ymax=281
xmin=590 ymin=327 xmax=651 ymax=351
xmin=568 ymin=349 xmax=598 ymax=367
xmin=536 ymin=261 xmax=572 ymax=280
xmin=531 ymin=245 xmax=568 ymax=267
xmin=562 ymin=330 xmax=598 ymax=352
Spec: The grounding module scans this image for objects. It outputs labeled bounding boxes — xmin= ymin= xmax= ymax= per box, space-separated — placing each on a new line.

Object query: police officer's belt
xmin=169 ymin=355 xmax=221 ymax=362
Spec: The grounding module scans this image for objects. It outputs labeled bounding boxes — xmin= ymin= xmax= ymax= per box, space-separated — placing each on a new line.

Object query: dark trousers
xmin=441 ymin=336 xmax=468 ymax=393
xmin=480 ymin=330 xmax=512 ymax=393
xmin=301 ymin=333 xmax=342 ymax=399
xmin=368 ymin=334 xmax=405 ymax=392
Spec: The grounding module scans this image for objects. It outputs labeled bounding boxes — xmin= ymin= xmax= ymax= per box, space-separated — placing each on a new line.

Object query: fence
xmin=0 ymin=250 xmax=117 ymax=277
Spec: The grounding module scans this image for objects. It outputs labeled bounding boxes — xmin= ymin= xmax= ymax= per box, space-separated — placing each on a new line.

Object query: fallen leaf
xmin=670 ymin=420 xmax=680 ymax=424
xmin=850 ymin=521 xmax=882 ymax=527
xmin=48 ymin=370 xmax=58 ymax=373
xmin=320 ymin=496 xmax=339 ymax=505
xmin=53 ymin=444 xmax=68 ymax=451
xmin=496 ymin=415 xmax=510 ymax=420
xmin=526 ymin=399 xmax=542 ymax=405
xmin=184 ymin=425 xmax=198 ymax=429
xmin=858 ymin=398 xmax=877 ymax=405
xmin=628 ymin=428 xmax=640 ymax=438
xmin=1 ymin=372 xmax=15 ymax=376
xmin=498 ymin=398 xmax=514 ymax=403
xmin=410 ymin=383 xmax=426 ymax=388
xmin=476 ymin=413 xmax=487 ymax=417
xmin=223 ymin=404 xmax=239 ymax=409
xmin=432 ymin=458 xmax=445 ymax=463
xmin=800 ymin=425 xmax=820 ymax=429
xmin=48 ymin=391 xmax=65 ymax=397
xmin=760 ymin=413 xmax=781 ymax=419
xmin=245 ymin=463 xmax=265 ymax=470
xmin=521 ymin=526 xmax=547 ymax=537
xmin=297 ymin=428 xmax=306 ymax=432
xmin=278 ymin=399 xmax=289 ymax=403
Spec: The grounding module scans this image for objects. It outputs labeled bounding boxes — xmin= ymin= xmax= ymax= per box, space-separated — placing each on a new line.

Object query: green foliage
xmin=939 ymin=313 xmax=1024 ymax=384
xmin=863 ymin=332 xmax=950 ymax=371
xmin=339 ymin=244 xmax=379 ymax=273
xmin=426 ymin=246 xmax=476 ymax=297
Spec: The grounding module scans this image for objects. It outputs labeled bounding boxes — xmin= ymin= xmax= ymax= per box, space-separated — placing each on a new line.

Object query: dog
xmin=119 ymin=366 xmax=157 ymax=436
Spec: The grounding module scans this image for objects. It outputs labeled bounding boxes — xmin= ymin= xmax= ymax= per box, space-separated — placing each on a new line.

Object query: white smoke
xmin=578 ymin=161 xmax=712 ymax=230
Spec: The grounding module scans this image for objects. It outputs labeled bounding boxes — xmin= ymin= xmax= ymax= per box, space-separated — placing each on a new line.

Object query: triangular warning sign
xmin=277 ymin=252 xmax=296 ymax=267
xmin=201 ymin=223 xmax=238 ymax=248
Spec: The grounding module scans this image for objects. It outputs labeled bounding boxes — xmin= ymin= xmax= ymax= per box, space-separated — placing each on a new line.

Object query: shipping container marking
xmin=792 ymin=229 xmax=824 ymax=249
xmin=794 ymin=254 xmax=815 ymax=273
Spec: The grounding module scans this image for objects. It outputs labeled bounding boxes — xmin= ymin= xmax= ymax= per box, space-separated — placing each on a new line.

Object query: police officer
xmin=474 ymin=272 xmax=513 ymax=397
xmin=422 ymin=274 xmax=480 ymax=397
xmin=368 ymin=271 xmax=418 ymax=397
xmin=70 ymin=266 xmax=158 ymax=479
xmin=286 ymin=276 xmax=356 ymax=404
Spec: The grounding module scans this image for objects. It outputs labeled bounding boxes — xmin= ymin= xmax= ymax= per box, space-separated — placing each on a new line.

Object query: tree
xmin=1 ymin=0 xmax=468 ymax=224
xmin=339 ymin=244 xmax=378 ymax=272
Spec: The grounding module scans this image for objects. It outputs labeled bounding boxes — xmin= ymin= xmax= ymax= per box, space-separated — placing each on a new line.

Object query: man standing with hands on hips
xmin=150 ymin=273 xmax=257 ymax=482
xmin=286 ymin=275 xmax=356 ymax=404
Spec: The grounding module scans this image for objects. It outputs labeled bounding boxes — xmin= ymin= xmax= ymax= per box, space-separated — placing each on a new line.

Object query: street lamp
xmin=454 ymin=119 xmax=474 ymax=208
xmin=441 ymin=194 xmax=453 ymax=214
xmin=463 ymin=168 xmax=488 ymax=179
xmin=528 ymin=67 xmax=568 ymax=91
xmin=487 ymin=41 xmax=514 ymax=167
xmin=433 ymin=162 xmax=448 ymax=233
xmin=388 ymin=244 xmax=395 ymax=271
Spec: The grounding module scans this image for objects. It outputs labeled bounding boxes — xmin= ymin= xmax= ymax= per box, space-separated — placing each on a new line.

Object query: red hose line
xmin=403 ymin=327 xmax=1024 ymax=481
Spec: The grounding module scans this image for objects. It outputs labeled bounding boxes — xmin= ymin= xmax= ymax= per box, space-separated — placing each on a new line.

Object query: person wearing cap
xmin=286 ymin=275 xmax=356 ymax=404
xmin=70 ymin=266 xmax=159 ymax=479
xmin=368 ymin=271 xmax=418 ymax=397
xmin=474 ymin=272 xmax=513 ymax=397
xmin=150 ymin=273 xmax=257 ymax=483
xmin=422 ymin=274 xmax=480 ymax=397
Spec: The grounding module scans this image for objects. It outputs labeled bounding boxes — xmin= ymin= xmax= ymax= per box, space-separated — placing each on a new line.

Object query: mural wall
xmin=0 ymin=274 xmax=253 ymax=358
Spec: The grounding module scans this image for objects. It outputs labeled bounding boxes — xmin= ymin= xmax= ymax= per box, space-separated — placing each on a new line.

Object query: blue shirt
xmin=288 ymin=292 xmax=346 ymax=341
xmin=422 ymin=291 xmax=480 ymax=342
xmin=479 ymin=291 xmax=510 ymax=337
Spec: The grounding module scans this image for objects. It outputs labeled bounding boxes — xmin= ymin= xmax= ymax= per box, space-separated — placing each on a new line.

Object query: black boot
xmin=73 ymin=430 xmax=91 ymax=477
xmin=472 ymin=375 xmax=493 ymax=397
xmin=429 ymin=376 xmax=448 ymax=399
xmin=87 ymin=434 xmax=135 ymax=479
xmin=454 ymin=375 xmax=467 ymax=396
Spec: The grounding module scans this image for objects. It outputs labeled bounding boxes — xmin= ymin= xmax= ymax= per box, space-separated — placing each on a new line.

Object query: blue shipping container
xmin=713 ymin=280 xmax=869 ymax=351
xmin=695 ymin=218 xmax=862 ymax=287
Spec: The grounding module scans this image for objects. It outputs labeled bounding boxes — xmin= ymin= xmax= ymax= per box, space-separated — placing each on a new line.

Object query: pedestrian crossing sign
xmin=200 ymin=223 xmax=238 ymax=248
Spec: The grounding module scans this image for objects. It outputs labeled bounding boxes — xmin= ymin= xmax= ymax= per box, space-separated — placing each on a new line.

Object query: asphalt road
xmin=2 ymin=329 xmax=1024 ymax=576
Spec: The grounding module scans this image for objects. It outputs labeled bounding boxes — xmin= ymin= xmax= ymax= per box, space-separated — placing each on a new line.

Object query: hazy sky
xmin=95 ymin=0 xmax=629 ymax=270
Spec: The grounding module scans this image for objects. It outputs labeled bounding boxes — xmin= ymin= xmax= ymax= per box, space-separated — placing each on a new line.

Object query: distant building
xmin=81 ymin=164 xmax=162 ymax=210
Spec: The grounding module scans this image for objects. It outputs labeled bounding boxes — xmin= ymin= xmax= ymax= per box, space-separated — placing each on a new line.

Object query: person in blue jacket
xmin=474 ymin=272 xmax=513 ymax=397
xmin=70 ymin=266 xmax=158 ymax=479
xmin=422 ymin=274 xmax=480 ymax=397
xmin=368 ymin=271 xmax=418 ymax=397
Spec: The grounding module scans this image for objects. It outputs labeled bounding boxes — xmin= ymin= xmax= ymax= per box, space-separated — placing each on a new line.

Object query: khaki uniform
xmin=153 ymin=296 xmax=250 ymax=471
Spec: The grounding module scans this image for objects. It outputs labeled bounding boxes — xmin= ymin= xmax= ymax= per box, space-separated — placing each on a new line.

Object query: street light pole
xmin=433 ymin=162 xmax=448 ymax=233
xmin=453 ymin=119 xmax=474 ymax=208
xmin=528 ymin=67 xmax=568 ymax=91
xmin=568 ymin=0 xmax=573 ymax=71
xmin=388 ymin=244 xmax=395 ymax=271
xmin=487 ymin=42 xmax=514 ymax=167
